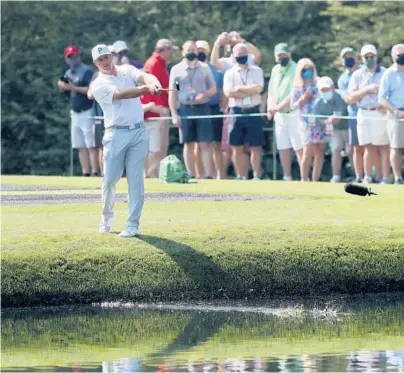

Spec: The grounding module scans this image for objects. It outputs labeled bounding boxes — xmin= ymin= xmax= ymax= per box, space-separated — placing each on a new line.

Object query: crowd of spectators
xmin=57 ymin=34 xmax=404 ymax=184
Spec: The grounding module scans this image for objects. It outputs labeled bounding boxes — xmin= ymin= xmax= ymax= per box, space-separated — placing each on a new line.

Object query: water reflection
xmin=1 ymin=297 xmax=404 ymax=372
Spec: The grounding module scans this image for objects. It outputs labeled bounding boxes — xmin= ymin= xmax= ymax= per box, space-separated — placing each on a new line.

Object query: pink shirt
xmin=223 ymin=65 xmax=264 ymax=108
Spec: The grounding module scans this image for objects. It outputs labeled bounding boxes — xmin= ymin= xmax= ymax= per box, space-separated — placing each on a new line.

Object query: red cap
xmin=64 ymin=45 xmax=79 ymax=57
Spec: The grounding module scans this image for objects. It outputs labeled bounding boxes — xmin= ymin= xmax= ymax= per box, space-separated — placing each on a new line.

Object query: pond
xmin=1 ymin=295 xmax=404 ymax=372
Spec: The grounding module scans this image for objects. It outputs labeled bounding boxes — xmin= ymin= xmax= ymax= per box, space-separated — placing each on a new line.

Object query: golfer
xmin=90 ymin=44 xmax=162 ymax=238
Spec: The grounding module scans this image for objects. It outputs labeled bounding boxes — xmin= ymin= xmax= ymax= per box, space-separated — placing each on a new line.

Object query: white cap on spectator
xmin=92 ymin=44 xmax=111 ymax=61
xmin=361 ymin=44 xmax=377 ymax=56
xmin=155 ymin=38 xmax=178 ymax=51
xmin=113 ymin=40 xmax=128 ymax=53
xmin=196 ymin=40 xmax=210 ymax=52
xmin=107 ymin=45 xmax=115 ymax=53
xmin=317 ymin=76 xmax=334 ymax=90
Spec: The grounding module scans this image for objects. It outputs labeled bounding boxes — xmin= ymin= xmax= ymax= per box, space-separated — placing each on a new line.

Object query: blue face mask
xmin=365 ymin=57 xmax=376 ymax=69
xmin=279 ymin=57 xmax=290 ymax=67
xmin=320 ymin=91 xmax=333 ymax=102
xmin=344 ymin=57 xmax=356 ymax=68
xmin=235 ymin=55 xmax=248 ymax=65
xmin=396 ymin=54 xmax=404 ymax=66
xmin=302 ymin=69 xmax=314 ymax=80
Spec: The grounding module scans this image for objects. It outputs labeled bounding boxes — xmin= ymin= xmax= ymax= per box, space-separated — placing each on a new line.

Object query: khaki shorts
xmin=330 ymin=129 xmax=350 ymax=153
xmin=357 ymin=108 xmax=389 ymax=146
xmin=274 ymin=111 xmax=303 ymax=151
xmin=145 ymin=119 xmax=170 ymax=153
xmin=70 ymin=109 xmax=95 ymax=149
xmin=387 ymin=113 xmax=404 ymax=149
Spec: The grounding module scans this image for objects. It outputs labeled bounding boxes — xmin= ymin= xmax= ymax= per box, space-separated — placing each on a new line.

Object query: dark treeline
xmin=1 ymin=1 xmax=402 ymax=175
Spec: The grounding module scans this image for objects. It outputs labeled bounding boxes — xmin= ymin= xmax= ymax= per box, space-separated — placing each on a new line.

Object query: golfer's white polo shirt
xmin=91 ymin=65 xmax=144 ymax=128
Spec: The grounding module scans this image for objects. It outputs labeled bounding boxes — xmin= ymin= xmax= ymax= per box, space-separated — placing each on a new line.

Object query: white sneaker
xmin=363 ymin=176 xmax=372 ymax=184
xmin=236 ymin=176 xmax=247 ymax=180
xmin=330 ymin=175 xmax=341 ymax=183
xmin=395 ymin=177 xmax=403 ymax=185
xmin=118 ymin=228 xmax=139 ymax=238
xmin=252 ymin=176 xmax=261 ymax=180
xmin=99 ymin=215 xmax=114 ymax=233
xmin=379 ymin=177 xmax=390 ymax=185
xmin=283 ymin=176 xmax=293 ymax=181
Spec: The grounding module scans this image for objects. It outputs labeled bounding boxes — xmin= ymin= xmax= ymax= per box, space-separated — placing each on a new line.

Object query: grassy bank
xmin=1 ymin=177 xmax=404 ymax=307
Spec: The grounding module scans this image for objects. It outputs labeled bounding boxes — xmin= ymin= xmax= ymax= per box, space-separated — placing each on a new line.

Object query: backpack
xmin=159 ymin=155 xmax=190 ymax=183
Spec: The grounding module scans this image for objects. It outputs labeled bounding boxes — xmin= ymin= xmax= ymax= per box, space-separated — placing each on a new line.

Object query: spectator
xmin=267 ymin=42 xmax=302 ymax=181
xmin=210 ymin=31 xmax=261 ymax=73
xmin=290 ymin=58 xmax=322 ymax=182
xmin=141 ymin=39 xmax=177 ymax=178
xmin=347 ymin=44 xmax=389 ymax=184
xmin=168 ymin=40 xmax=217 ymax=179
xmin=378 ymin=43 xmax=404 ymax=184
xmin=196 ymin=40 xmax=226 ymax=179
xmin=315 ymin=77 xmax=349 ymax=183
xmin=57 ymin=45 xmax=100 ymax=176
xmin=338 ymin=47 xmax=364 ymax=182
xmin=223 ymin=43 xmax=265 ymax=180
xmin=112 ymin=40 xmax=144 ymax=69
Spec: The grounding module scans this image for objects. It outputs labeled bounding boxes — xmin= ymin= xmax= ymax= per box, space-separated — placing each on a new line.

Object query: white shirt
xmin=90 ymin=64 xmax=144 ymax=128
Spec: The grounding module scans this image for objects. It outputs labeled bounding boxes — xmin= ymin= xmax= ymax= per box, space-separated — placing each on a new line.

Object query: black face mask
xmin=197 ymin=52 xmax=207 ymax=62
xmin=185 ymin=52 xmax=197 ymax=61
xmin=396 ymin=54 xmax=404 ymax=66
xmin=279 ymin=57 xmax=290 ymax=67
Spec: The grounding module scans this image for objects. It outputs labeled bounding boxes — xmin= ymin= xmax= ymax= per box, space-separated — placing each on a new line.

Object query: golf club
xmin=344 ymin=183 xmax=378 ymax=196
xmin=158 ymin=81 xmax=180 ymax=91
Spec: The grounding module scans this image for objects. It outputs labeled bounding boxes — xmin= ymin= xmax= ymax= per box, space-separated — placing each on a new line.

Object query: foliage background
xmin=1 ymin=1 xmax=402 ymax=176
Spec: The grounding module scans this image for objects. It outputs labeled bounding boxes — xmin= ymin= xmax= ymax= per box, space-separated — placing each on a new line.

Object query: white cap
xmin=107 ymin=45 xmax=115 ymax=53
xmin=196 ymin=40 xmax=210 ymax=52
xmin=113 ymin=40 xmax=128 ymax=53
xmin=361 ymin=44 xmax=377 ymax=56
xmin=317 ymin=76 xmax=334 ymax=90
xmin=92 ymin=44 xmax=111 ymax=61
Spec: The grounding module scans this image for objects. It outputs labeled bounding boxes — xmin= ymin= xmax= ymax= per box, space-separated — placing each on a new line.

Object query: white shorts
xmin=357 ymin=109 xmax=389 ymax=146
xmin=71 ymin=109 xmax=95 ymax=149
xmin=274 ymin=111 xmax=303 ymax=151
xmin=387 ymin=113 xmax=404 ymax=149
xmin=330 ymin=129 xmax=350 ymax=153
xmin=145 ymin=119 xmax=170 ymax=153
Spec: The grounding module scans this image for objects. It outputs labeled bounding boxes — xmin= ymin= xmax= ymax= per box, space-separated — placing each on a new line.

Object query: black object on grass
xmin=344 ymin=183 xmax=378 ymax=196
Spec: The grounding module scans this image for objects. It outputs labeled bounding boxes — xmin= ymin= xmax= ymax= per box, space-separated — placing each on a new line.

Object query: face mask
xmin=66 ymin=57 xmax=80 ymax=68
xmin=344 ymin=57 xmax=356 ymax=68
xmin=320 ymin=91 xmax=333 ymax=102
xmin=301 ymin=69 xmax=314 ymax=80
xmin=185 ymin=52 xmax=197 ymax=61
xmin=396 ymin=54 xmax=404 ymax=66
xmin=279 ymin=57 xmax=290 ymax=67
xmin=197 ymin=52 xmax=207 ymax=62
xmin=365 ymin=57 xmax=376 ymax=69
xmin=235 ymin=55 xmax=248 ymax=65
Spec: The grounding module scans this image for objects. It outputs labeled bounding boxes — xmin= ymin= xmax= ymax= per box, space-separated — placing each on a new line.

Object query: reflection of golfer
xmin=90 ymin=44 xmax=162 ymax=237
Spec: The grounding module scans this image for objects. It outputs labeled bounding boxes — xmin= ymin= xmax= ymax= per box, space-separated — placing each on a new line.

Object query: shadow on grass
xmin=137 ymin=235 xmax=235 ymax=297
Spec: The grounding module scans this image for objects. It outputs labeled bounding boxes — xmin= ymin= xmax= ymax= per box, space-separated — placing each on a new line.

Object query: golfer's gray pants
xmin=102 ymin=122 xmax=148 ymax=230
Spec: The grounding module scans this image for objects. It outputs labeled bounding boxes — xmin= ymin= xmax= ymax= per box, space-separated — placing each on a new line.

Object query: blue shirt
xmin=378 ymin=64 xmax=404 ymax=109
xmin=64 ymin=63 xmax=94 ymax=113
xmin=208 ymin=62 xmax=223 ymax=106
xmin=348 ymin=65 xmax=385 ymax=109
xmin=338 ymin=66 xmax=361 ymax=126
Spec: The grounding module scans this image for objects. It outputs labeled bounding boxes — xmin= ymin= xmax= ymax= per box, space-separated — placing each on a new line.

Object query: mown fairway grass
xmin=1 ymin=176 xmax=404 ymax=307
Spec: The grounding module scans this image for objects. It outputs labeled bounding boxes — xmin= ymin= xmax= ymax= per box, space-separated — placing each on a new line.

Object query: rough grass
xmin=1 ymin=176 xmax=404 ymax=307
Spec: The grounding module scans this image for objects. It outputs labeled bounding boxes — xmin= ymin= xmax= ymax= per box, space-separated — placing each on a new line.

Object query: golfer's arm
xmin=70 ymin=86 xmax=89 ymax=95
xmin=210 ymin=44 xmax=222 ymax=71
xmin=113 ymin=86 xmax=150 ymax=100
xmin=169 ymin=91 xmax=179 ymax=117
xmin=379 ymin=97 xmax=396 ymax=113
xmin=138 ymin=72 xmax=160 ymax=87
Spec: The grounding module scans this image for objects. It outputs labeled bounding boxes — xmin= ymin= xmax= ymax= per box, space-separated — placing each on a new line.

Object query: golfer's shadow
xmin=137 ymin=235 xmax=234 ymax=297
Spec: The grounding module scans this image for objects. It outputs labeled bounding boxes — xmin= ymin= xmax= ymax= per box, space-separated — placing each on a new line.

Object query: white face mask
xmin=320 ymin=91 xmax=333 ymax=101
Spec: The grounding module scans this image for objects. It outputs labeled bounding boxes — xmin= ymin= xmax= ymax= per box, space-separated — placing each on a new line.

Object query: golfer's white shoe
xmin=118 ymin=228 xmax=139 ymax=238
xmin=99 ymin=215 xmax=114 ymax=234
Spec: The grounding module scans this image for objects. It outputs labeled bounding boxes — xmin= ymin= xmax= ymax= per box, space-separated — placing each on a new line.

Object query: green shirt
xmin=268 ymin=60 xmax=297 ymax=113
xmin=314 ymin=91 xmax=348 ymax=130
